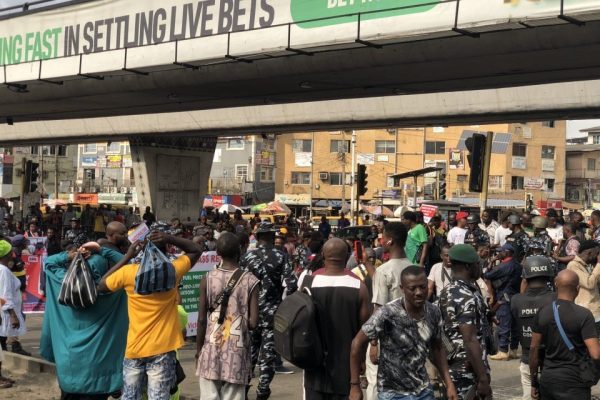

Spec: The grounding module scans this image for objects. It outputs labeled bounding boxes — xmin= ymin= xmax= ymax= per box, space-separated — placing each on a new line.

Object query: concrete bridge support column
xmin=130 ymin=136 xmax=216 ymax=222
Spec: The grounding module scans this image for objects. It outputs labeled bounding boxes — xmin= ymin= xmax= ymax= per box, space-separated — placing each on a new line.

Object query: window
xmin=375 ymin=140 xmax=396 ymax=154
xmin=293 ymin=139 xmax=312 ymax=152
xmin=41 ymin=145 xmax=55 ymax=156
xmin=2 ymin=164 xmax=12 ymax=185
xmin=545 ymin=178 xmax=555 ymax=191
xmin=57 ymin=145 xmax=67 ymax=157
xmin=227 ymin=138 xmax=245 ymax=150
xmin=330 ymin=140 xmax=350 ymax=153
xmin=83 ymin=143 xmax=97 ymax=153
xmin=511 ymin=176 xmax=524 ymax=190
xmin=84 ymin=169 xmax=95 ymax=180
xmin=260 ymin=166 xmax=274 ymax=182
xmin=541 ymin=145 xmax=555 ymax=159
xmin=542 ymin=121 xmax=556 ymax=128
xmin=489 ymin=176 xmax=503 ymax=189
xmin=589 ymin=158 xmax=597 ymax=171
xmin=512 ymin=143 xmax=527 ymax=157
xmin=235 ymin=165 xmax=248 ymax=180
xmin=425 ymin=141 xmax=445 ymax=154
xmin=594 ymin=135 xmax=600 ymax=145
xmin=107 ymin=142 xmax=121 ymax=153
xmin=30 ymin=146 xmax=39 ymax=155
xmin=329 ymin=173 xmax=344 ymax=185
xmin=291 ymin=172 xmax=311 ymax=185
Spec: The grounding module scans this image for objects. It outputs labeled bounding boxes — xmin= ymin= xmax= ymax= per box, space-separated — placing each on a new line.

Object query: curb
xmin=3 ymin=352 xmax=56 ymax=374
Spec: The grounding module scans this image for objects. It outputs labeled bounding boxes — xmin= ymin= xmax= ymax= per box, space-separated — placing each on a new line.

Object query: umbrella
xmin=264 ymin=200 xmax=292 ymax=214
xmin=218 ymin=204 xmax=243 ymax=213
xmin=250 ymin=203 xmax=268 ymax=213
xmin=43 ymin=199 xmax=69 ymax=208
xmin=368 ymin=205 xmax=394 ymax=217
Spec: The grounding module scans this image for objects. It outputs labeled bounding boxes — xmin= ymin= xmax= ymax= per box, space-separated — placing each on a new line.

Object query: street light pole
xmin=350 ymin=130 xmax=356 ymax=224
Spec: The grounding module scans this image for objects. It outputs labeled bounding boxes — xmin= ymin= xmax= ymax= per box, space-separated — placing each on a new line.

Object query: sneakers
xmin=256 ymin=389 xmax=271 ymax=400
xmin=509 ymin=349 xmax=519 ymax=360
xmin=274 ymin=365 xmax=294 ymax=375
xmin=489 ymin=351 xmax=510 ymax=361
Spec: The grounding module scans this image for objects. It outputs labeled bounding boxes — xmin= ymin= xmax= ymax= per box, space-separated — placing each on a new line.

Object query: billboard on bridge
xmin=0 ymin=0 xmax=598 ymax=80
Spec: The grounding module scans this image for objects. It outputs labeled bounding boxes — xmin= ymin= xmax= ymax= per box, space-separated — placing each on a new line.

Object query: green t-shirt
xmin=405 ymin=224 xmax=429 ymax=264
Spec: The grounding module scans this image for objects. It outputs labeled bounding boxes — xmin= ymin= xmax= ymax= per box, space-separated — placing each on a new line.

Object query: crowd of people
xmin=1 ymin=201 xmax=600 ymax=400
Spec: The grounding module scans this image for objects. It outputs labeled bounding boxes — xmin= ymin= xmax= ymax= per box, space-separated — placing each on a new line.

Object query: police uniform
xmin=439 ymin=245 xmax=491 ymax=399
xmin=506 ymin=230 xmax=529 ymax=262
xmin=529 ymin=231 xmax=553 ymax=257
xmin=292 ymin=244 xmax=310 ymax=271
xmin=510 ymin=256 xmax=556 ymax=400
xmin=240 ymin=224 xmax=298 ymax=400
xmin=464 ymin=227 xmax=490 ymax=247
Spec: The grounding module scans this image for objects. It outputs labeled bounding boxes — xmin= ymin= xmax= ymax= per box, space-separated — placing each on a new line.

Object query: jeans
xmin=122 ymin=351 xmax=176 ymax=400
xmin=379 ymin=386 xmax=434 ymax=400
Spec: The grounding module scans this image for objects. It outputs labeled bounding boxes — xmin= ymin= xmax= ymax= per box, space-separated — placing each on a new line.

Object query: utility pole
xmin=350 ymin=130 xmax=356 ymax=225
xmin=341 ymin=131 xmax=346 ymax=213
xmin=309 ymin=131 xmax=315 ymax=219
xmin=479 ymin=131 xmax=494 ymax=210
xmin=55 ymin=149 xmax=59 ymax=198
xmin=40 ymin=148 xmax=44 ymax=197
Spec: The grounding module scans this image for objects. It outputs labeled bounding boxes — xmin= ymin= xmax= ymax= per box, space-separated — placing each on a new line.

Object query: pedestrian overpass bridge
xmin=1 ymin=0 xmax=600 ymax=219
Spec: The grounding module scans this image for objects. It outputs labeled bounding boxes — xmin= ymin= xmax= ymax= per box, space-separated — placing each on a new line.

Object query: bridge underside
xmin=2 ymin=19 xmax=600 ymax=125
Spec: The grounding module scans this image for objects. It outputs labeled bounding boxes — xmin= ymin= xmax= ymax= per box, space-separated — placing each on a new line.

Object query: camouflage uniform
xmin=529 ymin=231 xmax=553 ymax=257
xmin=240 ymin=244 xmax=298 ymax=399
xmin=292 ymin=244 xmax=310 ymax=271
xmin=464 ymin=227 xmax=490 ymax=248
xmin=64 ymin=229 xmax=89 ymax=248
xmin=439 ymin=279 xmax=491 ymax=400
xmin=505 ymin=230 xmax=530 ymax=262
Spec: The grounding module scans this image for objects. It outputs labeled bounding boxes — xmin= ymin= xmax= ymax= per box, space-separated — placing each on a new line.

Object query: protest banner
xmin=420 ymin=204 xmax=439 ymax=223
xmin=180 ymin=251 xmax=221 ymax=336
xmin=23 ymin=250 xmax=46 ymax=313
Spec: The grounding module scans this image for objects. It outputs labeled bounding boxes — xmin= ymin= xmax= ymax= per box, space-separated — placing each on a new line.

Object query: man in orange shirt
xmin=98 ymin=231 xmax=202 ymax=400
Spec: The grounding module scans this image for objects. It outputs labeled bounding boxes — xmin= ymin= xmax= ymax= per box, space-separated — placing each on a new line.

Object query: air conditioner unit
xmin=387 ymin=128 xmax=397 ymax=135
xmin=319 ymin=172 xmax=329 ymax=180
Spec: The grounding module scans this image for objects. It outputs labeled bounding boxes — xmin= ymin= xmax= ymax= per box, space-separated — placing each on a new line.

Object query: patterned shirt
xmin=529 ymin=231 xmax=554 ymax=256
xmin=197 ymin=268 xmax=259 ymax=385
xmin=362 ymin=298 xmax=442 ymax=395
xmin=439 ymin=279 xmax=490 ymax=373
xmin=240 ymin=244 xmax=297 ymax=321
xmin=464 ymin=227 xmax=490 ymax=247
xmin=292 ymin=244 xmax=310 ymax=271
xmin=506 ymin=230 xmax=530 ymax=261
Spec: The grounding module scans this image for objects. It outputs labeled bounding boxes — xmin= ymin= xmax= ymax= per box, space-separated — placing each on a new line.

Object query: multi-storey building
xmin=566 ymin=125 xmax=600 ymax=208
xmin=275 ymin=121 xmax=566 ymax=212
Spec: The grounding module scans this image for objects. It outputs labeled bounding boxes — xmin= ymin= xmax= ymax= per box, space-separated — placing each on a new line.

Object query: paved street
xmin=15 ymin=314 xmax=531 ymax=400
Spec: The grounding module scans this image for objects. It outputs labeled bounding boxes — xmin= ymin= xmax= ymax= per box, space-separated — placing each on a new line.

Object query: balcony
xmin=75 ymin=179 xmax=136 ymax=194
xmin=209 ymin=177 xmax=246 ymax=195
xmin=566 ymin=169 xmax=600 ymax=180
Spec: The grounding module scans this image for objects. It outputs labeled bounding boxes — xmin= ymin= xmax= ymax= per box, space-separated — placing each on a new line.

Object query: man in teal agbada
xmin=40 ymin=243 xmax=127 ymax=398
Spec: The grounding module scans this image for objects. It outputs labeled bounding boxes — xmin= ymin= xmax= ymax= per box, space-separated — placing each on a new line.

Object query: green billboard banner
xmin=290 ymin=0 xmax=441 ymax=28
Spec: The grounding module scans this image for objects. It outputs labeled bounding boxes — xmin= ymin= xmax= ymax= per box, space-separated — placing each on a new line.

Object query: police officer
xmin=485 ymin=243 xmax=522 ymax=361
xmin=530 ymin=216 xmax=553 ymax=257
xmin=506 ymin=214 xmax=530 ymax=262
xmin=464 ymin=214 xmax=490 ymax=248
xmin=439 ymin=244 xmax=492 ymax=400
xmin=240 ymin=222 xmax=298 ymax=400
xmin=511 ymin=256 xmax=555 ymax=400
xmin=520 ymin=241 xmax=558 ymax=293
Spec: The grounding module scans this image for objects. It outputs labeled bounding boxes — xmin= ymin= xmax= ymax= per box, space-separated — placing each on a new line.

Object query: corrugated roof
xmin=456 ymin=130 xmax=512 ymax=154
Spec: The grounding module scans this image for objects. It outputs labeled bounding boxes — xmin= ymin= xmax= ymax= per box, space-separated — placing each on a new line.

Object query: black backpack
xmin=274 ymin=275 xmax=325 ymax=370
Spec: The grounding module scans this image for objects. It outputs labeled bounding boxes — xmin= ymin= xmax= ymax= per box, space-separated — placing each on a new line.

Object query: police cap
xmin=527 ymin=240 xmax=545 ymax=250
xmin=508 ymin=214 xmax=522 ymax=225
xmin=448 ymin=244 xmax=479 ymax=264
xmin=522 ymin=256 xmax=555 ymax=279
xmin=466 ymin=214 xmax=480 ymax=224
xmin=532 ymin=216 xmax=548 ymax=229
xmin=256 ymin=222 xmax=278 ymax=234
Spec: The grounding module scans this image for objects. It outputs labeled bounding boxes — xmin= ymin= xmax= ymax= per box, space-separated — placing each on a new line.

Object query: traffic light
xmin=525 ymin=193 xmax=534 ymax=212
xmin=357 ymin=164 xmax=368 ymax=196
xmin=438 ymin=173 xmax=447 ymax=200
xmin=465 ymin=133 xmax=487 ymax=193
xmin=24 ymin=160 xmax=39 ymax=193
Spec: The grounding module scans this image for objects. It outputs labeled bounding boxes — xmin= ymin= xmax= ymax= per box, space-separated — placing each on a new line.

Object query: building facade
xmin=275 ymin=121 xmax=566 ymax=210
xmin=209 ymin=135 xmax=276 ymax=205
xmin=565 ymin=126 xmax=600 ymax=207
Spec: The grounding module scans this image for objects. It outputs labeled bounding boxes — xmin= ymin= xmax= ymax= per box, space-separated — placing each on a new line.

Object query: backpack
xmin=58 ymin=252 xmax=98 ymax=309
xmin=274 ymin=275 xmax=325 ymax=370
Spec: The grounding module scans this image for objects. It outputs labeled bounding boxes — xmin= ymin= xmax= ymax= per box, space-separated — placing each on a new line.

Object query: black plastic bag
xmin=58 ymin=252 xmax=98 ymax=309
xmin=134 ymin=241 xmax=176 ymax=295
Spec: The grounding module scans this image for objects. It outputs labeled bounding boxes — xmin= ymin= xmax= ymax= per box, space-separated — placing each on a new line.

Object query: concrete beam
xmin=2 ymin=79 xmax=600 ymax=144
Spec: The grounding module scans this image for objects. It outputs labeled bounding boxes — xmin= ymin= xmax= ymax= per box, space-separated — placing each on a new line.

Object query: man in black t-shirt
xmin=529 ymin=269 xmax=600 ymax=400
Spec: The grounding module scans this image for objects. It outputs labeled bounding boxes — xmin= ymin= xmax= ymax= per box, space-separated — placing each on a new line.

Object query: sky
xmin=567 ymin=119 xmax=600 ymax=138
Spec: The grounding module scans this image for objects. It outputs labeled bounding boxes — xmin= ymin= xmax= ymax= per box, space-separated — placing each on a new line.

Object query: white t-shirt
xmin=447 ymin=227 xmax=467 ymax=244
xmin=494 ymin=226 xmax=512 ymax=247
xmin=427 ymin=262 xmax=453 ymax=297
xmin=371 ymin=258 xmax=412 ymax=305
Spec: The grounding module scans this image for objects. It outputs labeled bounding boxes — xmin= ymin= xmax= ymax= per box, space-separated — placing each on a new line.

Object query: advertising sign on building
xmin=357 ymin=154 xmax=375 ymax=165
xmin=541 ymin=159 xmax=555 ymax=172
xmin=449 ymin=149 xmax=464 ymax=169
xmin=275 ymin=193 xmax=311 ymax=205
xmin=74 ymin=193 xmax=98 ymax=205
xmin=512 ymin=156 xmax=527 ymax=170
xmin=81 ymin=156 xmax=97 ymax=167
xmin=295 ymin=152 xmax=312 ymax=167
xmin=122 ymin=155 xmax=133 ymax=168
xmin=524 ymin=177 xmax=544 ymax=190
xmin=106 ymin=155 xmax=122 ymax=168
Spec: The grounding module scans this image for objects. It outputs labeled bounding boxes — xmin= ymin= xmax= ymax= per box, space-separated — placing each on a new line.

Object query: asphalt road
xmin=17 ymin=314 xmax=539 ymax=399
